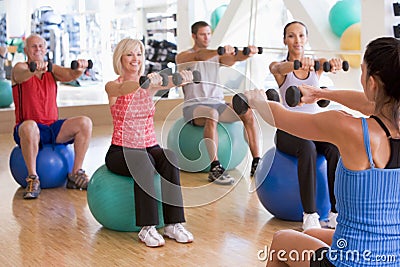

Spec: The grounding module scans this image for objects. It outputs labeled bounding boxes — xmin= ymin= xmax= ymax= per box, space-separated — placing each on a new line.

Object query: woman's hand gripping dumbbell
xmin=139 ymin=70 xmax=201 ymax=89
xmin=293 ymin=59 xmax=320 ymax=71
xmin=233 ymin=89 xmax=280 ymax=115
xmin=285 ymin=85 xmax=330 ymax=107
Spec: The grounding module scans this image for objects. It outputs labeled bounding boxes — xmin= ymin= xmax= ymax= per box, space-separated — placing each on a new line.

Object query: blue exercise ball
xmin=0 ymin=79 xmax=13 ymax=108
xmin=255 ymin=147 xmax=330 ymax=221
xmin=328 ymin=0 xmax=361 ymax=37
xmin=9 ymin=144 xmax=74 ymax=188
xmin=87 ymin=165 xmax=164 ymax=232
xmin=167 ymin=117 xmax=248 ymax=172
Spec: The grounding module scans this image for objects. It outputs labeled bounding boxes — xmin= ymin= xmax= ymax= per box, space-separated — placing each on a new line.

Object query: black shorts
xmin=310 ymin=247 xmax=335 ymax=267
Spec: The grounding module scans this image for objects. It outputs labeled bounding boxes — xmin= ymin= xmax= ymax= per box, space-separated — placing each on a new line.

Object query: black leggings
xmin=105 ymin=144 xmax=185 ymax=226
xmin=276 ymin=130 xmax=339 ymax=213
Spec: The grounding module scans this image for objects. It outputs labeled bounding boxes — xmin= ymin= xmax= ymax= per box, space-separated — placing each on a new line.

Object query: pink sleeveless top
xmin=110 ymin=79 xmax=158 ymax=149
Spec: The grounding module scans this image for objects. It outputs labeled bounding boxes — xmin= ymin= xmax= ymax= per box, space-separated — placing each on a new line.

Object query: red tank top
xmin=12 ymin=72 xmax=58 ymax=126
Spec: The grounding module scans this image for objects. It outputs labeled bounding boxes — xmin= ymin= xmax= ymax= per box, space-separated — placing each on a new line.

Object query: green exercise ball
xmin=87 ymin=165 xmax=164 ymax=232
xmin=210 ymin=5 xmax=227 ymax=31
xmin=167 ymin=117 xmax=248 ymax=173
xmin=0 ymin=79 xmax=13 ymax=108
xmin=328 ymin=0 xmax=361 ymax=37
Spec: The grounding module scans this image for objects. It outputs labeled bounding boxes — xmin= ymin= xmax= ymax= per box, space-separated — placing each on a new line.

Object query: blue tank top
xmin=328 ymin=117 xmax=400 ymax=266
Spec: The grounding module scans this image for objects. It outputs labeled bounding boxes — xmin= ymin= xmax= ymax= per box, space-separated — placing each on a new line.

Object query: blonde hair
xmin=112 ymin=38 xmax=145 ymax=76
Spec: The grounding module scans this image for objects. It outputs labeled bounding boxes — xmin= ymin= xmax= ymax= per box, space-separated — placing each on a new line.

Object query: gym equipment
xmin=139 ymin=72 xmax=169 ymax=89
xmin=340 ymin=23 xmax=361 ymax=68
xmin=217 ymin=46 xmax=263 ymax=56
xmin=217 ymin=46 xmax=238 ymax=56
xmin=140 ymin=70 xmax=201 ymax=89
xmin=293 ymin=60 xmax=320 ymax=71
xmin=29 ymin=60 xmax=53 ymax=73
xmin=71 ymin=59 xmax=93 ymax=70
xmin=242 ymin=46 xmax=263 ymax=55
xmin=9 ymin=144 xmax=74 ymax=188
xmin=323 ymin=61 xmax=350 ymax=72
xmin=0 ymin=79 xmax=12 ymax=108
xmin=232 ymin=89 xmax=280 ymax=115
xmin=87 ymin=164 xmax=164 ymax=232
xmin=285 ymin=86 xmax=330 ymax=108
xmin=328 ymin=0 xmax=361 ymax=37
xmin=167 ymin=117 xmax=247 ymax=172
xmin=254 ymin=147 xmax=330 ymax=221
xmin=210 ymin=5 xmax=227 ymax=31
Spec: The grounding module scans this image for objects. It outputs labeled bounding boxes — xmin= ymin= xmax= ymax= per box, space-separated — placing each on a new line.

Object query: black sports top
xmin=370 ymin=115 xmax=400 ymax=169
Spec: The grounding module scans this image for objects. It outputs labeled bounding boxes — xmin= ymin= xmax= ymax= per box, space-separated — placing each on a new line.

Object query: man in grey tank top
xmin=175 ymin=21 xmax=261 ymax=185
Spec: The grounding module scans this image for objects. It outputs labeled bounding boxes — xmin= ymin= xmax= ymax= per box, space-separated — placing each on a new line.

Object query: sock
xmin=210 ymin=160 xmax=220 ymax=170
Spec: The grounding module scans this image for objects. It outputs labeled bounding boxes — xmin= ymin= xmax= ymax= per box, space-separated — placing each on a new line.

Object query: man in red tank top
xmin=11 ymin=34 xmax=93 ymax=199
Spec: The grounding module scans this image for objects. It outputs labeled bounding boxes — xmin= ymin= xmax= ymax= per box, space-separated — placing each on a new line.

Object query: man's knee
xmin=18 ymin=120 xmax=40 ymax=140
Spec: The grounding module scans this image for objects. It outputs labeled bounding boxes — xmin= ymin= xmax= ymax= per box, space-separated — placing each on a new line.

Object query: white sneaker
xmin=302 ymin=212 xmax=321 ymax=231
xmin=322 ymin=212 xmax=338 ymax=229
xmin=138 ymin=226 xmax=165 ymax=247
xmin=164 ymin=223 xmax=194 ymax=243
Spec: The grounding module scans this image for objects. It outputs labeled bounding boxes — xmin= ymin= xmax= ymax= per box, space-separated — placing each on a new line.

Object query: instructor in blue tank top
xmin=246 ymin=37 xmax=400 ymax=267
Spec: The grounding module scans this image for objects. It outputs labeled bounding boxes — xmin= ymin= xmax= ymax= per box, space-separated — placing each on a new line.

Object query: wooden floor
xmin=0 ymin=119 xmax=302 ymax=267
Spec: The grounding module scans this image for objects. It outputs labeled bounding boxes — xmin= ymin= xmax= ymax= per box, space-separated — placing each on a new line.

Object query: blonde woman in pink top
xmin=105 ymin=38 xmax=194 ymax=248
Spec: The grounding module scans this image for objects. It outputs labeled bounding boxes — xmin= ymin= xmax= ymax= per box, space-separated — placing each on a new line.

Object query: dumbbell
xmin=29 ymin=60 xmax=52 ymax=73
xmin=140 ymin=70 xmax=201 ymax=89
xmin=171 ymin=70 xmax=201 ymax=86
xmin=323 ymin=61 xmax=349 ymax=72
xmin=232 ymin=89 xmax=280 ymax=115
xmin=242 ymin=46 xmax=263 ymax=55
xmin=285 ymin=86 xmax=330 ymax=108
xmin=71 ymin=59 xmax=93 ymax=70
xmin=293 ymin=59 xmax=320 ymax=71
xmin=139 ymin=73 xmax=169 ymax=89
xmin=217 ymin=46 xmax=239 ymax=56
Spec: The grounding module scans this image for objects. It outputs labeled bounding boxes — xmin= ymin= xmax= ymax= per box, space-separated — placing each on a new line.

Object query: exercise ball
xmin=255 ymin=147 xmax=330 ymax=222
xmin=340 ymin=22 xmax=361 ymax=68
xmin=328 ymin=0 xmax=361 ymax=37
xmin=0 ymin=79 xmax=13 ymax=108
xmin=87 ymin=165 xmax=164 ymax=232
xmin=167 ymin=117 xmax=247 ymax=173
xmin=211 ymin=5 xmax=227 ymax=31
xmin=9 ymin=144 xmax=74 ymax=188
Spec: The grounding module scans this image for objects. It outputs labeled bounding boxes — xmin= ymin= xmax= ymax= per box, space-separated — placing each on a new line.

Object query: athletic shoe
xmin=138 ymin=226 xmax=165 ymax=247
xmin=164 ymin=223 xmax=194 ymax=243
xmin=67 ymin=169 xmax=89 ymax=190
xmin=23 ymin=175 xmax=41 ymax=199
xmin=208 ymin=164 xmax=235 ymax=185
xmin=322 ymin=212 xmax=338 ymax=229
xmin=302 ymin=212 xmax=321 ymax=231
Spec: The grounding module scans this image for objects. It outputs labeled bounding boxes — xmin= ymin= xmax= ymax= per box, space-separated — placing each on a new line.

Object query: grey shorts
xmin=183 ymin=103 xmax=228 ymax=125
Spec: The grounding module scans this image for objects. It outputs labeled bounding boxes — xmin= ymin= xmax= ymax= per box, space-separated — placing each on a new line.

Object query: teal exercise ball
xmin=0 ymin=79 xmax=13 ymax=108
xmin=167 ymin=117 xmax=248 ymax=173
xmin=211 ymin=5 xmax=227 ymax=31
xmin=87 ymin=165 xmax=164 ymax=232
xmin=328 ymin=0 xmax=361 ymax=37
